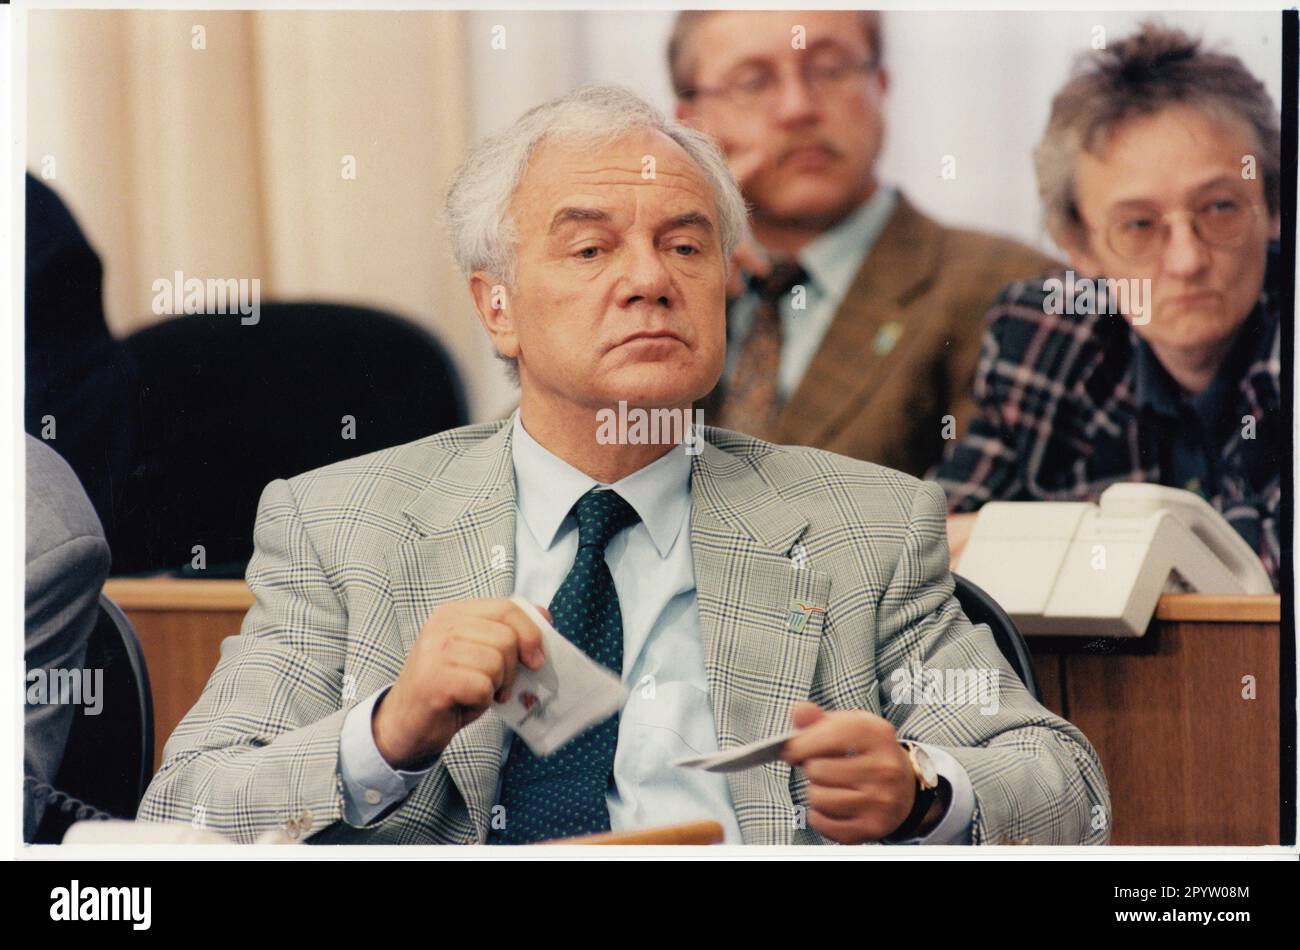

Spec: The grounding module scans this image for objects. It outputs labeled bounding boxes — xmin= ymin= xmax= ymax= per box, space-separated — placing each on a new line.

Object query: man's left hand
xmin=779 ymin=702 xmax=919 ymax=844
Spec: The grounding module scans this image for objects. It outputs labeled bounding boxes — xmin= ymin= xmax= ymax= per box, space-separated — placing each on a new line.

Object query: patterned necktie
xmin=486 ymin=488 xmax=641 ymax=844
xmin=713 ymin=259 xmax=809 ymax=438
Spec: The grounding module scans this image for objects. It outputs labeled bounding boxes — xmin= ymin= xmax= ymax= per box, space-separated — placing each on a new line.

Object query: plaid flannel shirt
xmin=933 ymin=245 xmax=1282 ymax=590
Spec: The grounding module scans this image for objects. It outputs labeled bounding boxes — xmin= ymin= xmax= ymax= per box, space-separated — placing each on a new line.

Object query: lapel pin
xmin=787 ymin=602 xmax=826 ymax=634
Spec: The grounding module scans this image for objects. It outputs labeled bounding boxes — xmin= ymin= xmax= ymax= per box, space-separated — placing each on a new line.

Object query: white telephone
xmin=956 ymin=483 xmax=1273 ymax=637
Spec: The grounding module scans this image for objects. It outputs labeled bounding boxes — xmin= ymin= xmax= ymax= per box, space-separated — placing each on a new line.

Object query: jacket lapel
xmin=769 ymin=192 xmax=942 ymax=447
xmin=382 ymin=422 xmax=834 ymax=845
xmin=384 ymin=421 xmax=516 ymax=843
xmin=689 ymin=434 xmax=831 ymax=844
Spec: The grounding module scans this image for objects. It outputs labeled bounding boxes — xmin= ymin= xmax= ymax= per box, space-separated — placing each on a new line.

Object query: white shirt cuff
xmin=338 ymin=685 xmax=435 ymax=827
xmin=889 ymin=743 xmax=976 ymax=844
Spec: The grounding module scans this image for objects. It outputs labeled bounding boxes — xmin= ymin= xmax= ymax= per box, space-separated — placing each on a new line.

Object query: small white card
xmin=493 ymin=595 xmax=628 ymax=757
xmin=671 ymin=729 xmax=803 ymax=773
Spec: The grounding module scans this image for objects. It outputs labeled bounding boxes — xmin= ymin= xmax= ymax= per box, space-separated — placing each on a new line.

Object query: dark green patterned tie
xmin=487 ymin=488 xmax=640 ymax=844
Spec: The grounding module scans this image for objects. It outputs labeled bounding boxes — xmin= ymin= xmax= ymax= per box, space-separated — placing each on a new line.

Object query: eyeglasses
xmin=682 ymin=55 xmax=879 ymax=110
xmin=1087 ymin=193 xmax=1261 ymax=264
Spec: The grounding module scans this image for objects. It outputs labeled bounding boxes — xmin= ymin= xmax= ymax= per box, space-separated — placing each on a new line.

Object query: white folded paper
xmin=494 ymin=594 xmax=628 ymax=757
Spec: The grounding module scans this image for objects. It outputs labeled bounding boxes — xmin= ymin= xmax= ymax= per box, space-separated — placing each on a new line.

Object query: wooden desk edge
xmin=105 ymin=579 xmax=1281 ymax=625
xmin=1153 ymin=593 xmax=1280 ymax=623
xmin=104 ymin=578 xmax=255 ymax=611
xmin=555 ymin=820 xmax=725 ymax=845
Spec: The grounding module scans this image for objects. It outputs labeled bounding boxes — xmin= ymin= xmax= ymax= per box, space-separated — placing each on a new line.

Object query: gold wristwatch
xmin=885 ymin=741 xmax=941 ymax=841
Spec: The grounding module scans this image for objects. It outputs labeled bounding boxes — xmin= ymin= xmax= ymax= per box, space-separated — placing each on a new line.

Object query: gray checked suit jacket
xmin=138 ymin=420 xmax=1110 ymax=845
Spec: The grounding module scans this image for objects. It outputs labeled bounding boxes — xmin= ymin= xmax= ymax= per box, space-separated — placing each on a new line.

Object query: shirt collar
xmin=797 ymin=184 xmax=897 ymax=300
xmin=510 ymin=410 xmax=692 ymax=559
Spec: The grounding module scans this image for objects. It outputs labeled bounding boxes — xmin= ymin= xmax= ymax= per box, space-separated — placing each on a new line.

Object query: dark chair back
xmin=31 ymin=594 xmax=154 ymax=843
xmin=115 ymin=301 xmax=468 ymax=575
xmin=952 ymin=573 xmax=1041 ymax=702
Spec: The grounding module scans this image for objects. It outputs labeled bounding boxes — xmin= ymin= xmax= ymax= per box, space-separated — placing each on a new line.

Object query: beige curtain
xmin=27 ymin=9 xmax=506 ymax=419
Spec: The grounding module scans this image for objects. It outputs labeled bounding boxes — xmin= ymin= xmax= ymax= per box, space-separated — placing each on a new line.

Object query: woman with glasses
xmin=934 ymin=23 xmax=1282 ymax=589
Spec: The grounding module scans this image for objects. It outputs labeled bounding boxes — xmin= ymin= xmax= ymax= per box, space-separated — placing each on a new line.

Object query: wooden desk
xmin=1030 ymin=594 xmax=1282 ymax=845
xmin=104 ymin=579 xmax=254 ymax=773
xmin=107 ymin=579 xmax=1284 ymax=845
xmin=556 ymin=819 xmax=724 ymax=845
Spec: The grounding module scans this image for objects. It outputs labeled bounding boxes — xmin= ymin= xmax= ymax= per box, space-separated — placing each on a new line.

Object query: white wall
xmin=471 ymin=9 xmax=1283 ymax=261
xmin=875 ymin=11 xmax=1282 ymax=254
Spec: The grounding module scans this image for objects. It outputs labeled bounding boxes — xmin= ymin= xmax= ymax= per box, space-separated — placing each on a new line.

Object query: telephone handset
xmin=1096 ymin=484 xmax=1273 ymax=593
xmin=957 ymin=483 xmax=1273 ymax=637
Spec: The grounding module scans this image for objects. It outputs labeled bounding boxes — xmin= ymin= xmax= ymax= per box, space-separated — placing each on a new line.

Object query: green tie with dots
xmin=487 ymin=487 xmax=641 ymax=844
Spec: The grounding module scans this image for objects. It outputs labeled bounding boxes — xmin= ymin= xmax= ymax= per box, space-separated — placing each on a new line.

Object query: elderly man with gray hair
xmin=140 ymin=84 xmax=1107 ymax=846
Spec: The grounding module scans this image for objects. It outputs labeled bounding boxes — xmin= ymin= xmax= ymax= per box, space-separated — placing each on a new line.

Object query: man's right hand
xmin=371 ymin=598 xmax=549 ymax=770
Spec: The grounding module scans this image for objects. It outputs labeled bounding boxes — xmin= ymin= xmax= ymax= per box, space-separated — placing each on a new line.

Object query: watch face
xmin=911 ymin=744 xmax=940 ymax=788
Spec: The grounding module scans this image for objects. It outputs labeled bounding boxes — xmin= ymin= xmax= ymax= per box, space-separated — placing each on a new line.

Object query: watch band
xmin=884 ymin=742 xmax=942 ymax=842
xmin=885 ymin=780 xmax=939 ymax=842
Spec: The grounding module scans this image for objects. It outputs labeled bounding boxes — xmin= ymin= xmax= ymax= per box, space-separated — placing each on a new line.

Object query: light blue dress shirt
xmin=726 ymin=185 xmax=898 ymax=401
xmin=338 ymin=408 xmax=975 ymax=843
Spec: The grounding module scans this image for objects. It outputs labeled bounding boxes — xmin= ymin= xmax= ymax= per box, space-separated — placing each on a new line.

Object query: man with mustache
xmin=936 ymin=24 xmax=1282 ymax=590
xmin=670 ymin=10 xmax=1056 ymax=475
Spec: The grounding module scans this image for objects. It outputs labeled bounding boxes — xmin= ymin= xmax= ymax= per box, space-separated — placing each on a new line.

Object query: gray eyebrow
xmin=665 ymin=211 xmax=715 ymax=233
xmin=547 ymin=207 xmax=611 ymax=234
xmin=1111 ymin=176 xmax=1252 ymax=210
xmin=546 ymin=207 xmax=716 ymax=236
